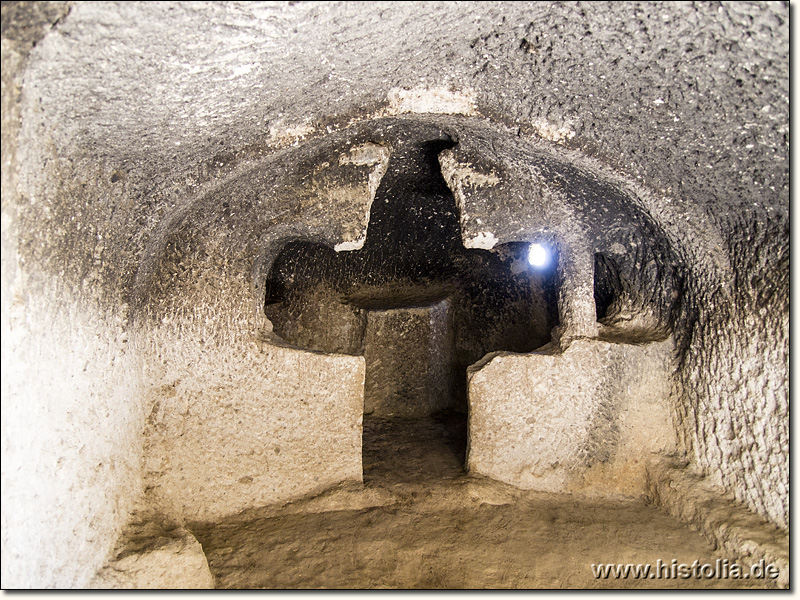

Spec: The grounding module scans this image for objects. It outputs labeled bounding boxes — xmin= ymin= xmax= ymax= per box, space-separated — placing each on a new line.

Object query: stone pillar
xmin=363 ymin=299 xmax=454 ymax=417
xmin=554 ymin=242 xmax=599 ymax=344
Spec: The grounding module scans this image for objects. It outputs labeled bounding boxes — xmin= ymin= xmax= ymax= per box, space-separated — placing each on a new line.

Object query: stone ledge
xmin=89 ymin=520 xmax=214 ymax=589
xmin=645 ymin=458 xmax=789 ymax=589
xmin=467 ymin=337 xmax=676 ymax=496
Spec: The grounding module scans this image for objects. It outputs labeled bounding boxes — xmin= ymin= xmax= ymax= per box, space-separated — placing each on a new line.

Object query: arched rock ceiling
xmin=133 ymin=116 xmax=691 ymax=329
xmin=17 ymin=1 xmax=787 ymax=225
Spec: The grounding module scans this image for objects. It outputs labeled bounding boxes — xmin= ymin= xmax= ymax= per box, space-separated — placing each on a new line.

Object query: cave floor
xmin=189 ymin=414 xmax=774 ymax=590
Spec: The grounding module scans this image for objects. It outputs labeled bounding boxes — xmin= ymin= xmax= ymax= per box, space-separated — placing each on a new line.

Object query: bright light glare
xmin=528 ymin=243 xmax=550 ymax=268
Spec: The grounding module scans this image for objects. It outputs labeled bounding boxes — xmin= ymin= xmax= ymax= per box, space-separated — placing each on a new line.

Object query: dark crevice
xmin=263 ymin=131 xmax=558 ymax=480
xmin=594 ymin=252 xmax=622 ymax=321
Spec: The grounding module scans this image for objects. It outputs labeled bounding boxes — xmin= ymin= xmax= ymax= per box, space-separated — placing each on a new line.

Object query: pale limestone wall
xmin=364 ymin=300 xmax=454 ymax=417
xmin=467 ymin=338 xmax=677 ymax=496
xmin=1 ymin=279 xmax=145 ymax=589
xmin=2 ymin=8 xmax=144 ymax=586
xmin=140 ymin=315 xmax=365 ymax=523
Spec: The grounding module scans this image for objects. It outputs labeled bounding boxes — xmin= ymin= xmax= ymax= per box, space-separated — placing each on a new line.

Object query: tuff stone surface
xmin=363 ymin=301 xmax=454 ymax=418
xmin=141 ymin=334 xmax=365 ymax=523
xmin=1 ymin=0 xmax=788 ymax=589
xmin=646 ymin=458 xmax=789 ymax=588
xmin=89 ymin=521 xmax=214 ymax=589
xmin=467 ymin=338 xmax=677 ymax=496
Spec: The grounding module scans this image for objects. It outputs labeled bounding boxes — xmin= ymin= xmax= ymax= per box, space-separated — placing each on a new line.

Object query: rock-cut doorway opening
xmin=263 ymin=131 xmax=559 ymax=484
xmin=358 ymin=297 xmax=465 ymax=484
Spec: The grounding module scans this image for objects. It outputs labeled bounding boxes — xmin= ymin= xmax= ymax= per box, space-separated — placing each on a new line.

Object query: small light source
xmin=528 ymin=243 xmax=550 ymax=268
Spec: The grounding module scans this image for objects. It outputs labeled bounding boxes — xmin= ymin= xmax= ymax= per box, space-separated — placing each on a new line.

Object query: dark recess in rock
xmin=265 ymin=131 xmax=558 ymax=416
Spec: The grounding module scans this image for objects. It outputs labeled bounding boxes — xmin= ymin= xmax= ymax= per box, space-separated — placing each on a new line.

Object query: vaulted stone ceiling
xmin=2 ymin=1 xmax=788 ymax=588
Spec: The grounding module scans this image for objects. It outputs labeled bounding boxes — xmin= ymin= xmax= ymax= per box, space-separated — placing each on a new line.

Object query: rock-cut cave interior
xmin=1 ymin=1 xmax=789 ymax=590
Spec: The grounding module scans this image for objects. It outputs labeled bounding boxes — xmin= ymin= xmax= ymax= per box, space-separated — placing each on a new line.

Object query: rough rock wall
xmin=1 ymin=0 xmax=788 ymax=588
xmin=468 ymin=338 xmax=677 ymax=496
xmin=363 ymin=301 xmax=454 ymax=418
xmin=141 ymin=322 xmax=365 ymax=523
xmin=2 ymin=3 xmax=145 ymax=588
xmin=1 ymin=280 xmax=144 ymax=589
xmin=132 ymin=128 xmax=383 ymax=523
xmin=675 ymin=219 xmax=789 ymax=528
xmin=267 ymin=279 xmax=367 ymax=355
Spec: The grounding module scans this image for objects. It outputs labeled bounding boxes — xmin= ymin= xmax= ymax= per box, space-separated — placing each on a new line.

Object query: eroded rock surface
xmin=89 ymin=519 xmax=214 ymax=589
xmin=1 ymin=1 xmax=787 ymax=589
xmin=468 ymin=337 xmax=677 ymax=496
